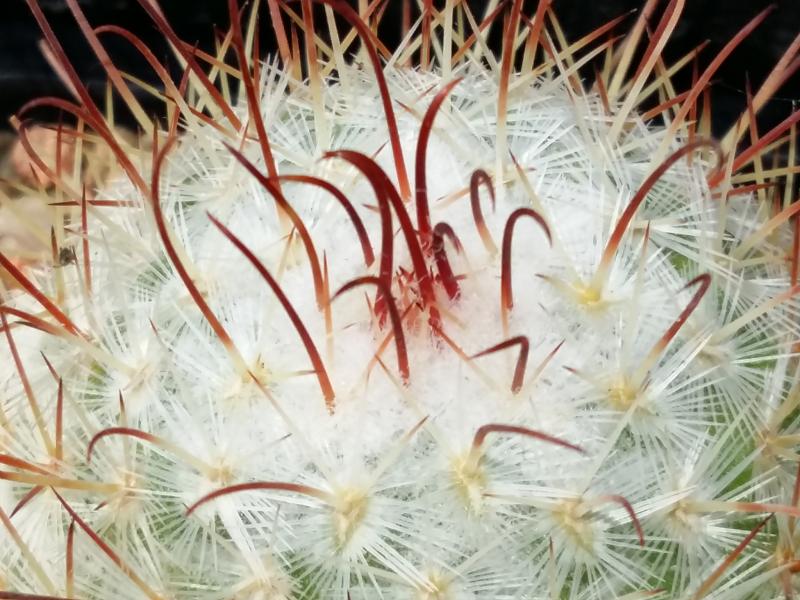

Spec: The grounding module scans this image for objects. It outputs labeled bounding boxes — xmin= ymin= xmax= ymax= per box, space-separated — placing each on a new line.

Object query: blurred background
xmin=1 ymin=0 xmax=798 ymax=136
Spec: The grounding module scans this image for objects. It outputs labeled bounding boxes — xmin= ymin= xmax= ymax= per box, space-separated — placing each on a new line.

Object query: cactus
xmin=1 ymin=1 xmax=799 ymax=598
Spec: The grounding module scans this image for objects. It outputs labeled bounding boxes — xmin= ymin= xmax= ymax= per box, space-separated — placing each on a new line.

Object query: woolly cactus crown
xmin=2 ymin=1 xmax=800 ymax=598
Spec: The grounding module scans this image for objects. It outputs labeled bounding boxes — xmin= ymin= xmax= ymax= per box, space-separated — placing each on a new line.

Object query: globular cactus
xmin=1 ymin=1 xmax=800 ymax=598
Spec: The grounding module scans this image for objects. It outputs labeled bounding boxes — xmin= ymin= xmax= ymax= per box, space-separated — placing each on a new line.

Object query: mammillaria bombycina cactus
xmin=1 ymin=1 xmax=800 ymax=598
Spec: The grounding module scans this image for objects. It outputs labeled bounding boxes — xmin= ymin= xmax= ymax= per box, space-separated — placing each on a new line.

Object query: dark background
xmin=2 ymin=0 xmax=799 ymax=136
